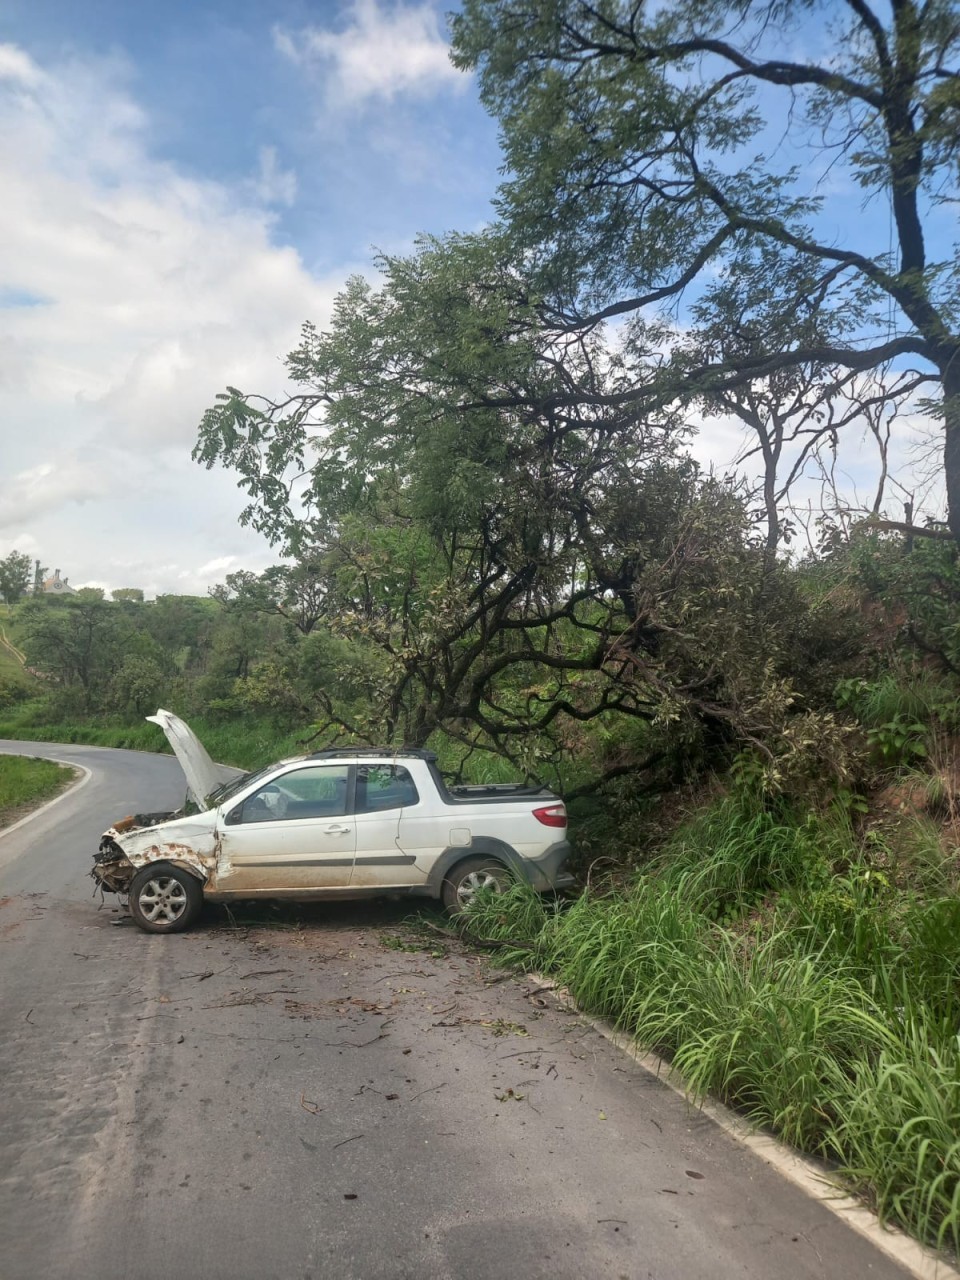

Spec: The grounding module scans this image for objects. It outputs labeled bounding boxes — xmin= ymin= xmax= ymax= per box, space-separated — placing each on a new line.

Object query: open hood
xmin=146 ymin=709 xmax=225 ymax=809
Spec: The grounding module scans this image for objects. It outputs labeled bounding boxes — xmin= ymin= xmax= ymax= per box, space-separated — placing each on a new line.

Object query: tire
xmin=441 ymin=856 xmax=510 ymax=915
xmin=128 ymin=862 xmax=203 ymax=934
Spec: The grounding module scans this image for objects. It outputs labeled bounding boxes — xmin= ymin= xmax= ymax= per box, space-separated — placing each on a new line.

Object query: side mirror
xmin=223 ymin=803 xmax=243 ymax=826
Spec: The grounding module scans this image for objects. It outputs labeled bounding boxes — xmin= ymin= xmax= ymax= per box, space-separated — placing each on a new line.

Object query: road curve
xmin=0 ymin=740 xmax=918 ymax=1280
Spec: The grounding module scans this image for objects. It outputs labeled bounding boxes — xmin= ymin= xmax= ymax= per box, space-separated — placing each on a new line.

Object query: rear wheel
xmin=128 ymin=863 xmax=203 ymax=934
xmin=441 ymin=856 xmax=510 ymax=915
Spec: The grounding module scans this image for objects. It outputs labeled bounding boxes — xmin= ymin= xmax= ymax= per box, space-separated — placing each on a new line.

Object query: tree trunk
xmin=943 ymin=356 xmax=960 ymax=543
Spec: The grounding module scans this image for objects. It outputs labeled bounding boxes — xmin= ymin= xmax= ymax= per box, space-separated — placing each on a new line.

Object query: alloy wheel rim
xmin=137 ymin=876 xmax=188 ymax=924
xmin=456 ymin=870 xmax=501 ymax=906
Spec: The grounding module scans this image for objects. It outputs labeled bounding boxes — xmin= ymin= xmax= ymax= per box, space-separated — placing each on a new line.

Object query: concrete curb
xmin=531 ymin=975 xmax=960 ymax=1280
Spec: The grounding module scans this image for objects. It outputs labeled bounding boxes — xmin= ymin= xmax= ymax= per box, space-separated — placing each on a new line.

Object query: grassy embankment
xmin=0 ymin=710 xmax=304 ymax=771
xmin=0 ymin=614 xmax=31 ymax=690
xmin=0 ymin=755 xmax=76 ymax=828
xmin=466 ymin=795 xmax=960 ymax=1256
xmin=0 ymin=696 xmax=339 ymax=776
xmin=0 ymin=605 xmax=305 ymax=769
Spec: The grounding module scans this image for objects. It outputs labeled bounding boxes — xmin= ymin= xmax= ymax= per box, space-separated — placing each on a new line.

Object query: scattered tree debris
xmin=408 ymin=1082 xmax=447 ymax=1102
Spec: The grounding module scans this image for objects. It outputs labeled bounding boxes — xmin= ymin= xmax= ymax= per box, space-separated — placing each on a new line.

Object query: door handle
xmin=324 ymin=824 xmax=352 ymax=835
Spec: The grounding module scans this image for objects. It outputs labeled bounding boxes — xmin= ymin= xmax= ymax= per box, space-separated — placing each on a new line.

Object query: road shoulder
xmin=535 ymin=977 xmax=960 ymax=1280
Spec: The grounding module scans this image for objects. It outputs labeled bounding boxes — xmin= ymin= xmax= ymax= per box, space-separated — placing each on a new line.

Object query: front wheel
xmin=441 ymin=857 xmax=510 ymax=915
xmin=128 ymin=863 xmax=203 ymax=934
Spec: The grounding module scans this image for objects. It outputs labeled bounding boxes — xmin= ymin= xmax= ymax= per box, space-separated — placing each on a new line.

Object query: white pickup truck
xmin=92 ymin=710 xmax=574 ymax=934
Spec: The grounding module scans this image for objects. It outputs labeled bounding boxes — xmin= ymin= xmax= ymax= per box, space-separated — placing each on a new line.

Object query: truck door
xmin=352 ymin=764 xmax=427 ymax=887
xmin=216 ymin=763 xmax=355 ymax=891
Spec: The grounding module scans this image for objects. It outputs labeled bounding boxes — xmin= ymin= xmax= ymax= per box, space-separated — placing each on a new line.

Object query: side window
xmin=236 ymin=765 xmax=350 ymax=823
xmin=355 ymin=765 xmax=419 ymax=814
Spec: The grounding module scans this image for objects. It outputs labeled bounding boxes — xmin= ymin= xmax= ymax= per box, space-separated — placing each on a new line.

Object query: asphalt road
xmin=0 ymin=740 xmax=918 ymax=1280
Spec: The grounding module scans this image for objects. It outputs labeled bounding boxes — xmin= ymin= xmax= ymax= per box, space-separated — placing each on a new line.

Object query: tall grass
xmin=845 ymin=671 xmax=954 ymax=729
xmin=654 ymin=796 xmax=841 ymax=915
xmin=832 ymin=1011 xmax=960 ymax=1250
xmin=467 ymin=797 xmax=960 ymax=1253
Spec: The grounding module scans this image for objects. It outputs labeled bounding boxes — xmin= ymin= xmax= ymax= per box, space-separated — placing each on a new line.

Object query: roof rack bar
xmin=307 ymin=747 xmax=438 ymax=762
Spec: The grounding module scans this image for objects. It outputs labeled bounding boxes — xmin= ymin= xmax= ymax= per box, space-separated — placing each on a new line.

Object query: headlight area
xmin=91 ymin=837 xmax=134 ymax=894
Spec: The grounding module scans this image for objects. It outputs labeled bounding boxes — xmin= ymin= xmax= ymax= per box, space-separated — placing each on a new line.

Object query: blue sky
xmin=0 ymin=1 xmax=945 ymax=595
xmin=3 ymin=0 xmax=502 ymax=264
xmin=0 ymin=0 xmax=503 ymax=594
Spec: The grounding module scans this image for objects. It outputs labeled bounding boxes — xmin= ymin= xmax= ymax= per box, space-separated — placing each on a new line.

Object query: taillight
xmin=533 ymin=804 xmax=567 ymax=828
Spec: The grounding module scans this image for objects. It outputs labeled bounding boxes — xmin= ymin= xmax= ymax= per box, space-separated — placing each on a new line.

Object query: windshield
xmin=207 ymin=763 xmax=279 ymax=808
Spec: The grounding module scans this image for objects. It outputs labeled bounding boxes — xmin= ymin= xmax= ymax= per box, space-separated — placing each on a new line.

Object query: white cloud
xmin=0 ymin=42 xmax=42 ymax=86
xmin=0 ymin=456 xmax=123 ymax=527
xmin=0 ymin=43 xmax=340 ymax=594
xmin=250 ymin=145 xmax=298 ymax=207
xmin=195 ymin=555 xmax=244 ymax=579
xmin=274 ymin=0 xmax=465 ymax=105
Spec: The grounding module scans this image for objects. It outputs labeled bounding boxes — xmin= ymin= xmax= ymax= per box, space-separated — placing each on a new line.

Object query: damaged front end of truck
xmin=92 ymin=811 xmax=219 ymax=897
xmin=93 ymin=811 xmax=178 ymax=893
xmin=91 ymin=708 xmax=236 ymax=903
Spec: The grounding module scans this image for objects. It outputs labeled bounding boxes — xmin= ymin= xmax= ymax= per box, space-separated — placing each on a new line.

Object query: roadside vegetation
xmin=0 ymin=755 xmax=75 ymax=828
xmin=466 ymin=790 xmax=960 ymax=1252
xmin=2 ymin=0 xmax=959 ymax=1257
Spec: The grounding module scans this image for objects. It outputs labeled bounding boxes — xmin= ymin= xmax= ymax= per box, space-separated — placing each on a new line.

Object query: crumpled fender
xmin=101 ymin=813 xmax=220 ymax=884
